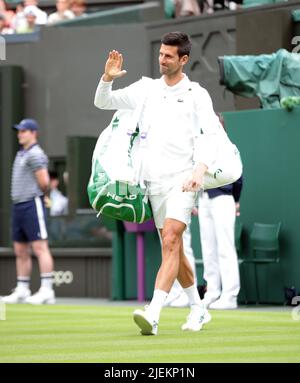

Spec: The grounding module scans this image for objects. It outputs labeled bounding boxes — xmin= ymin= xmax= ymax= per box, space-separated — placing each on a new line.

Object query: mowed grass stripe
xmin=0 ymin=305 xmax=299 ymax=363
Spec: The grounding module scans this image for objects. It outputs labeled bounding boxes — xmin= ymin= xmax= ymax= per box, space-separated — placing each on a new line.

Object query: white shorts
xmin=147 ymin=173 xmax=197 ymax=229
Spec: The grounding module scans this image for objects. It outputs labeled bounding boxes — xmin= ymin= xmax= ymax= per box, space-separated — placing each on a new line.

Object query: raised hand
xmin=103 ymin=50 xmax=127 ymax=81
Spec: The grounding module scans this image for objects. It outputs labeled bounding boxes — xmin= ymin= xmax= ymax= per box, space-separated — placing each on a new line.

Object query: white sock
xmin=17 ymin=276 xmax=30 ymax=291
xmin=41 ymin=272 xmax=54 ymax=290
xmin=183 ymin=284 xmax=204 ymax=309
xmin=147 ymin=289 xmax=168 ymax=322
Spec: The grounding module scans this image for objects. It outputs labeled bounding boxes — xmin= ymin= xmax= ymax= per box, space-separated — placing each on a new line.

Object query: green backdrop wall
xmin=223 ymin=107 xmax=300 ymax=303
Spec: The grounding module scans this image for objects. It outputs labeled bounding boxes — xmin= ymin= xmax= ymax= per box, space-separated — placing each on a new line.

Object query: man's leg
xmin=146 ymin=219 xmax=187 ymax=319
xmin=25 ymin=240 xmax=56 ymax=304
xmin=166 ymin=225 xmax=197 ymax=307
xmin=182 ymin=225 xmax=197 ymax=284
xmin=209 ymin=195 xmax=240 ymax=309
xmin=1 ymin=242 xmax=32 ymax=303
xmin=198 ymin=193 xmax=221 ymax=307
xmin=15 ymin=242 xmax=32 ymax=278
xmin=155 ymin=218 xmax=186 ymax=291
xmin=177 ymin=239 xmax=194 ymax=288
xmin=31 ymin=240 xmax=54 ymax=274
xmin=133 ymin=218 xmax=186 ymax=335
xmin=21 ymin=197 xmax=56 ymax=305
xmin=177 ymin=238 xmax=212 ymax=331
xmin=157 ymin=228 xmax=180 ymax=306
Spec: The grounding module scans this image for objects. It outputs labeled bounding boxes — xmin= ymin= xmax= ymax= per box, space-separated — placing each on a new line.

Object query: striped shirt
xmin=11 ymin=143 xmax=49 ymax=204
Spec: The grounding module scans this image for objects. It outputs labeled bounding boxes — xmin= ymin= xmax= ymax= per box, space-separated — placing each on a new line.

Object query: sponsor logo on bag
xmin=112 ymin=116 xmax=120 ymax=129
xmin=107 ymin=191 xmax=138 ymax=201
xmin=213 ymin=169 xmax=223 ymax=179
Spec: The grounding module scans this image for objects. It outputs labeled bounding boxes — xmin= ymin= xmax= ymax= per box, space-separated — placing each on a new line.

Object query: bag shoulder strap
xmin=127 ymin=77 xmax=155 ymax=138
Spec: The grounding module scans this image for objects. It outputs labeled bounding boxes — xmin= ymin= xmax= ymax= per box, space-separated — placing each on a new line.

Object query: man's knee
xmin=31 ymin=240 xmax=50 ymax=257
xmin=162 ymin=229 xmax=181 ymax=253
xmin=14 ymin=245 xmax=30 ymax=259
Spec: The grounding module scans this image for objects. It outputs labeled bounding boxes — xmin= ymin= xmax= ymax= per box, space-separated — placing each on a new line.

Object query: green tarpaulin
xmin=292 ymin=9 xmax=300 ymax=22
xmin=219 ymin=49 xmax=300 ymax=109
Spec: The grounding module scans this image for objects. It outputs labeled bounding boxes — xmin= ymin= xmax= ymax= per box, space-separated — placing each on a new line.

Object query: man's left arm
xmin=28 ymin=150 xmax=50 ymax=194
xmin=35 ymin=168 xmax=50 ymax=194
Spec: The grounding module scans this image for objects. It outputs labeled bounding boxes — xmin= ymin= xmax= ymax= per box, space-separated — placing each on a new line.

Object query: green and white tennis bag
xmin=87 ymin=109 xmax=152 ymax=223
xmin=190 ymin=82 xmax=243 ymax=189
xmin=202 ymin=127 xmax=243 ymax=190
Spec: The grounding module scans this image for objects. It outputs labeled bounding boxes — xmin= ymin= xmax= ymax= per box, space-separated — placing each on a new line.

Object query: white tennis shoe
xmin=1 ymin=287 xmax=31 ymax=304
xmin=25 ymin=287 xmax=56 ymax=305
xmin=209 ymin=297 xmax=237 ymax=310
xmin=133 ymin=307 xmax=158 ymax=336
xmin=181 ymin=307 xmax=212 ymax=332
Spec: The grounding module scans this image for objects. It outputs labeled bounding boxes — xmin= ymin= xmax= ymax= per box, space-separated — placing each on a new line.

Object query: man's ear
xmin=181 ymin=54 xmax=189 ymax=66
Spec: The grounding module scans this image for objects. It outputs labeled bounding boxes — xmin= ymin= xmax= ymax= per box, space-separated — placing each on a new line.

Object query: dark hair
xmin=49 ymin=170 xmax=59 ymax=180
xmin=161 ymin=31 xmax=192 ymax=57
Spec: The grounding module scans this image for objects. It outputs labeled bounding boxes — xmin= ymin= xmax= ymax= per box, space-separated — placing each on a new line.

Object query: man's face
xmin=56 ymin=0 xmax=69 ymax=12
xmin=25 ymin=0 xmax=38 ymax=6
xmin=17 ymin=129 xmax=36 ymax=146
xmin=50 ymin=178 xmax=59 ymax=190
xmin=159 ymin=44 xmax=188 ymax=77
xmin=26 ymin=14 xmax=37 ymax=26
xmin=71 ymin=3 xmax=85 ymax=16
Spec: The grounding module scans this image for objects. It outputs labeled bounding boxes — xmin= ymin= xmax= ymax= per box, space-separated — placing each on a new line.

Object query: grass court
xmin=0 ymin=304 xmax=300 ymax=363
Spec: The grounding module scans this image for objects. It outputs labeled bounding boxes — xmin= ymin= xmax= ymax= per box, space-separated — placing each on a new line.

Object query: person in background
xmin=46 ymin=170 xmax=68 ymax=216
xmin=213 ymin=0 xmax=242 ymax=12
xmin=174 ymin=0 xmax=200 ymax=17
xmin=198 ymin=175 xmax=243 ymax=309
xmin=47 ymin=0 xmax=75 ymax=25
xmin=1 ymin=119 xmax=56 ymax=305
xmin=0 ymin=12 xmax=13 ymax=33
xmin=0 ymin=0 xmax=14 ymax=28
xmin=71 ymin=0 xmax=87 ymax=17
xmin=11 ymin=1 xmax=27 ymax=32
xmin=23 ymin=0 xmax=47 ymax=24
xmin=16 ymin=5 xmax=39 ymax=33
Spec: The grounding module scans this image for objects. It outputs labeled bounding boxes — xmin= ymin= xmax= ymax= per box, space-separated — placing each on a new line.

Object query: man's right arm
xmin=94 ymin=50 xmax=139 ymax=110
xmin=94 ymin=78 xmax=140 ymax=110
